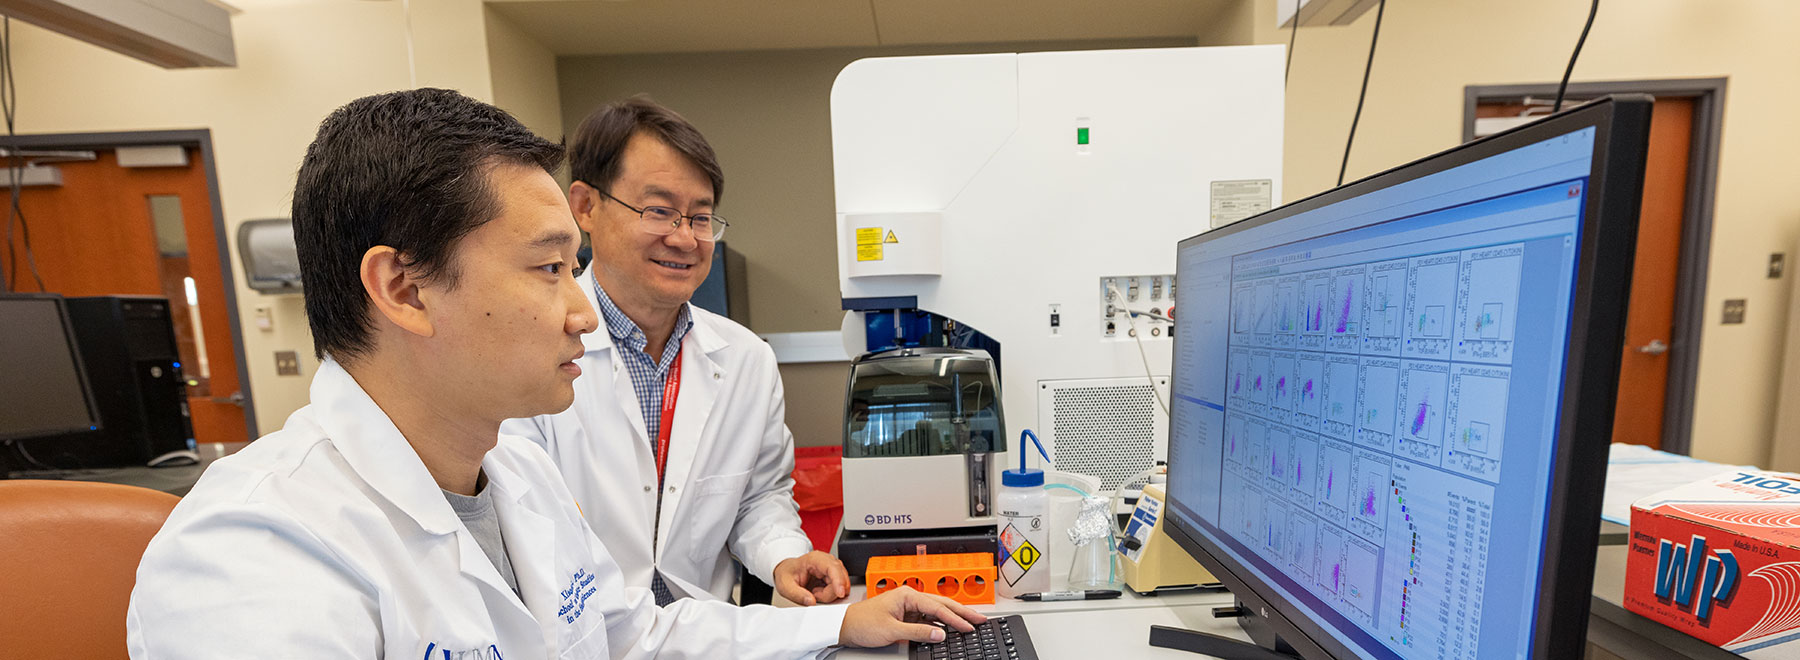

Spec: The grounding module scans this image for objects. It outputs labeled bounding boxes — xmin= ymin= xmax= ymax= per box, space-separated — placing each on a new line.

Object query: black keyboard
xmin=910 ymin=614 xmax=1038 ymax=660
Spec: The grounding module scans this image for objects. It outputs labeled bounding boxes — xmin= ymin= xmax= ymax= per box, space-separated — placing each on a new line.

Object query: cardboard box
xmin=1626 ymin=470 xmax=1800 ymax=657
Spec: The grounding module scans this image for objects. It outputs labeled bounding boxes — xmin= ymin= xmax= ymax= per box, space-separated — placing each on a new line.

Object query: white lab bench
xmin=821 ymin=587 xmax=1245 ymax=659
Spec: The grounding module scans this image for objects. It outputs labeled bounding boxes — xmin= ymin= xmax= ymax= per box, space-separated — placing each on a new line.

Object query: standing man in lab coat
xmin=503 ymin=97 xmax=850 ymax=607
xmin=126 ymin=88 xmax=979 ymax=658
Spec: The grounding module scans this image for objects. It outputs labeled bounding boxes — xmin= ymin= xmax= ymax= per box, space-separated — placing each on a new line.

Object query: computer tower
xmin=51 ymin=296 xmax=195 ymax=467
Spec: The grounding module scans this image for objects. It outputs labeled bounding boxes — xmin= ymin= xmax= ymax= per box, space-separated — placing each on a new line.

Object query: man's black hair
xmin=569 ymin=95 xmax=722 ymax=204
xmin=293 ymin=88 xmax=563 ymax=363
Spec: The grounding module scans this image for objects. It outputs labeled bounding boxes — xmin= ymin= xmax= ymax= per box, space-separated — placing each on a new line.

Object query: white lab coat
xmin=126 ymin=359 xmax=845 ymax=659
xmin=502 ymin=269 xmax=814 ymax=602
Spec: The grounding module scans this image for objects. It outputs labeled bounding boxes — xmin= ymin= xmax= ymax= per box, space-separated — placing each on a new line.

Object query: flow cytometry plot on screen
xmin=1275 ymin=275 xmax=1304 ymax=345
xmin=1225 ymin=413 xmax=1249 ymax=468
xmin=1224 ymin=475 xmax=1262 ymax=546
xmin=1250 ymin=350 xmax=1274 ymax=411
xmin=1317 ymin=525 xmax=1350 ymax=597
xmin=1321 ymin=356 xmax=1361 ymax=440
xmin=1349 ymin=449 xmax=1392 ymax=544
xmin=1269 ymin=352 xmax=1297 ymax=420
xmin=1455 ymin=244 xmax=1525 ymax=364
xmin=1290 ymin=432 xmax=1320 ymax=503
xmin=1328 ymin=266 xmax=1365 ymax=351
xmin=1264 ymin=498 xmax=1291 ymax=555
xmin=1362 ymin=260 xmax=1408 ymax=355
xmin=1266 ymin=427 xmax=1292 ymax=492
xmin=1356 ymin=357 xmax=1401 ymax=451
xmin=1405 ymin=253 xmax=1460 ymax=359
xmin=1446 ymin=364 xmax=1511 ymax=482
xmin=1396 ymin=360 xmax=1451 ymax=465
xmin=1288 ymin=510 xmax=1320 ymax=582
xmin=1246 ymin=419 xmax=1270 ymax=484
xmin=1316 ymin=439 xmax=1354 ymax=523
xmin=1293 ymin=355 xmax=1326 ymax=430
xmin=1342 ymin=536 xmax=1383 ymax=624
xmin=1227 ymin=348 xmax=1252 ymax=406
xmin=1232 ymin=280 xmax=1258 ymax=337
xmin=1303 ymin=274 xmax=1331 ymax=336
xmin=1253 ymin=279 xmax=1278 ymax=335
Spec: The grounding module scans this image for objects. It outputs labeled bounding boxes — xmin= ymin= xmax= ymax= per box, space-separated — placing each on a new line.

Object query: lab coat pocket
xmin=556 ymin=615 xmax=606 ymax=660
xmin=685 ymin=470 xmax=751 ymax=562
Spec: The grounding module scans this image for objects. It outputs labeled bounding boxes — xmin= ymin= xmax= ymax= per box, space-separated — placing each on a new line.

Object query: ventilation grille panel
xmin=1046 ymin=382 xmax=1159 ymax=490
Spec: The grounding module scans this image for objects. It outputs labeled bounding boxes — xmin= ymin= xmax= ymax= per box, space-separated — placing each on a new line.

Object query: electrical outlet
xmin=1771 ymin=253 xmax=1786 ymax=279
xmin=1722 ymin=299 xmax=1747 ymax=325
xmin=275 ymin=350 xmax=301 ymax=376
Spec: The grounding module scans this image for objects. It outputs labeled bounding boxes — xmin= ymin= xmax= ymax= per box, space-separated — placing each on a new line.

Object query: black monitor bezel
xmin=1163 ymin=95 xmax=1653 ymax=659
xmin=0 ymin=293 xmax=105 ymax=442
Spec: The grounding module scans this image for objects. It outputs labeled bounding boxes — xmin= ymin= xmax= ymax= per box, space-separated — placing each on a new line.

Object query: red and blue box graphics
xmin=1626 ymin=470 xmax=1800 ymax=656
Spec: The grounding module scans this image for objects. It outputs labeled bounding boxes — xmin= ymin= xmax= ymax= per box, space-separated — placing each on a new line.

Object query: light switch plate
xmin=275 ymin=350 xmax=301 ymax=376
xmin=1722 ymin=299 xmax=1747 ymax=325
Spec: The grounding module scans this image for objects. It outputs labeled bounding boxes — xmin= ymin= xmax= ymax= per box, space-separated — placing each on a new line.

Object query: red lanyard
xmin=654 ymin=348 xmax=683 ymax=488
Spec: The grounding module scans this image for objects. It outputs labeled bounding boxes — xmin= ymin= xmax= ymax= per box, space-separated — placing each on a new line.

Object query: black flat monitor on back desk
xmin=1159 ymin=96 xmax=1652 ymax=659
xmin=0 ymin=294 xmax=104 ymax=468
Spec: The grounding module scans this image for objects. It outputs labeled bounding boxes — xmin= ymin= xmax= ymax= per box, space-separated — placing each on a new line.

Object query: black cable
xmin=1284 ymin=0 xmax=1299 ymax=85
xmin=1553 ymin=0 xmax=1600 ymax=113
xmin=1337 ymin=0 xmax=1386 ymax=187
xmin=1 ymin=19 xmax=12 ymax=292
xmin=0 ymin=18 xmax=41 ymax=292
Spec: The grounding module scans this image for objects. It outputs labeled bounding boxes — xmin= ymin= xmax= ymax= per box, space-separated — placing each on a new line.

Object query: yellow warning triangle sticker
xmin=884 ymin=230 xmax=899 ymax=244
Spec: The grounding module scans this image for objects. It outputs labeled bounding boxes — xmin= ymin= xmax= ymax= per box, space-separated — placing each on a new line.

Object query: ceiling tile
xmin=869 ymin=0 xmax=1223 ymax=46
xmin=486 ymin=0 xmax=881 ymax=55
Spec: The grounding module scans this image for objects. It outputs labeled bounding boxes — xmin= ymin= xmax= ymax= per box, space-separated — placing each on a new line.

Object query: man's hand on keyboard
xmin=839 ymin=586 xmax=989 ymax=647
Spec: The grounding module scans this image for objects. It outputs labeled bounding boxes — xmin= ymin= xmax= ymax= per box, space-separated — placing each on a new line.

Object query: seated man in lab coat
xmin=502 ymin=97 xmax=851 ymax=607
xmin=125 ymin=88 xmax=979 ymax=658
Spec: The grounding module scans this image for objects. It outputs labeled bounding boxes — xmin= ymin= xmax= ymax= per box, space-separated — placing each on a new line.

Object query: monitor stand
xmin=1147 ymin=600 xmax=1302 ymax=659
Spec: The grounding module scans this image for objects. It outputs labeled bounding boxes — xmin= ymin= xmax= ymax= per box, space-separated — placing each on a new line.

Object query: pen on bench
xmin=1016 ymin=590 xmax=1121 ymax=602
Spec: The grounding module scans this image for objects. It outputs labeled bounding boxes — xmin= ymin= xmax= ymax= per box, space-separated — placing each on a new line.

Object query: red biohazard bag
xmin=792 ymin=446 xmax=843 ymax=511
xmin=792 ymin=446 xmax=843 ymax=552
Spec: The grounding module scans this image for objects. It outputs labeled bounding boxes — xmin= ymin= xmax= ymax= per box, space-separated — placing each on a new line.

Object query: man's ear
xmin=360 ymin=245 xmax=435 ymax=339
xmin=569 ymin=180 xmax=601 ymax=236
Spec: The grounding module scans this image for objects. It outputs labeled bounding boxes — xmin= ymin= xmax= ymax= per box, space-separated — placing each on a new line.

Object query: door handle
xmin=206 ymin=391 xmax=247 ymax=407
xmin=1637 ymin=339 xmax=1670 ymax=355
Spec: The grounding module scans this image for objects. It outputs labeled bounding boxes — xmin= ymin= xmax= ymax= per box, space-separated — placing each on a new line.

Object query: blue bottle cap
xmin=1002 ymin=468 xmax=1044 ymax=488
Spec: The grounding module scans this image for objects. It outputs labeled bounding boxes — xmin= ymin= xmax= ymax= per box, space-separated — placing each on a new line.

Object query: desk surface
xmin=2 ymin=442 xmax=237 ymax=496
xmin=813 ymin=583 xmax=1235 ymax=617
xmin=829 ymin=605 xmax=1251 ymax=659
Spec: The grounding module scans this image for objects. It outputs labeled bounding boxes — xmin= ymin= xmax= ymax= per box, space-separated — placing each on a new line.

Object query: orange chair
xmin=0 ymin=480 xmax=181 ymax=660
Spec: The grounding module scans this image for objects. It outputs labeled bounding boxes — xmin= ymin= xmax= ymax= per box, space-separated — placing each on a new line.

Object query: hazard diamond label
xmin=1013 ymin=540 xmax=1040 ymax=571
xmin=998 ymin=523 xmax=1041 ymax=586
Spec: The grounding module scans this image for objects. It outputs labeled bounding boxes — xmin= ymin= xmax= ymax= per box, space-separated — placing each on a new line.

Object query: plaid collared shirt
xmin=593 ymin=281 xmax=694 ymax=605
xmin=593 ymin=282 xmax=694 ymax=451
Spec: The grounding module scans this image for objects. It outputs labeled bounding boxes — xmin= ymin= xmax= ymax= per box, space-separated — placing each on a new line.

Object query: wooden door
xmin=1 ymin=148 xmax=248 ymax=445
xmin=1476 ymin=98 xmax=1695 ymax=449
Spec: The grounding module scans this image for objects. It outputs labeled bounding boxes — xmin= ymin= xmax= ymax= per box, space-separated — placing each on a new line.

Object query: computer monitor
xmin=1162 ymin=96 xmax=1652 ymax=659
xmin=0 ymin=294 xmax=103 ymax=443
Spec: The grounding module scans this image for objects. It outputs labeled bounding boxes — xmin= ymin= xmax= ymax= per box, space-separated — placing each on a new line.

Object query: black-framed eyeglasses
xmin=582 ymin=181 xmax=728 ymax=242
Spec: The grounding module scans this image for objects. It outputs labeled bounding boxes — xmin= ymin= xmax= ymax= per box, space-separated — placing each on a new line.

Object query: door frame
xmin=1 ymin=128 xmax=258 ymax=438
xmin=1463 ymin=78 xmax=1726 ymax=455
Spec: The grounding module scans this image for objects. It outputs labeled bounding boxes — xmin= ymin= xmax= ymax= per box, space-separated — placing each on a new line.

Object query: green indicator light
xmin=1077 ymin=127 xmax=1090 ymax=145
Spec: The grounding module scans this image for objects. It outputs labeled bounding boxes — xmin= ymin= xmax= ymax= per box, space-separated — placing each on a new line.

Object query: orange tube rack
xmin=864 ymin=552 xmax=996 ymax=605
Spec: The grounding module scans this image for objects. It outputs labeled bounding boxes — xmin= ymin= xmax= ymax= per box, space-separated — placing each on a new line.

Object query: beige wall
xmin=1229 ymin=0 xmax=1799 ymax=466
xmin=779 ymin=361 xmax=849 ymax=448
xmin=12 ymin=0 xmax=558 ymax=435
xmin=485 ymin=6 xmax=563 ymax=144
